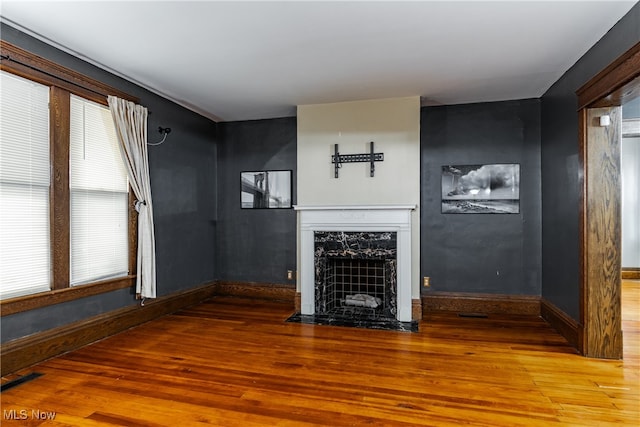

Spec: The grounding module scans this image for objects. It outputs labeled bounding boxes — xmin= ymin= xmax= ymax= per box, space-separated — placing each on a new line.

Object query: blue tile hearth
xmin=286 ymin=312 xmax=418 ymax=333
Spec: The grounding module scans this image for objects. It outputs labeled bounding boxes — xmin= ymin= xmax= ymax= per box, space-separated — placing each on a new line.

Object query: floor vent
xmin=1 ymin=372 xmax=43 ymax=392
xmin=458 ymin=313 xmax=489 ymax=318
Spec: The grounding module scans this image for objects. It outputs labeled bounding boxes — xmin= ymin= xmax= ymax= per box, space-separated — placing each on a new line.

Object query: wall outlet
xmin=423 ymin=276 xmax=431 ymax=287
xmin=287 ymin=270 xmax=294 ymax=280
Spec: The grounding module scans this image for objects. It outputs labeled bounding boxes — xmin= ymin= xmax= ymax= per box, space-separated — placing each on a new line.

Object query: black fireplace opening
xmin=316 ymin=257 xmax=396 ymax=319
xmin=322 ymin=257 xmax=393 ymax=319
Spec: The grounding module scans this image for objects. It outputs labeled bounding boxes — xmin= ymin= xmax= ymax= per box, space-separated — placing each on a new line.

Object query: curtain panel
xmin=107 ymin=96 xmax=157 ymax=299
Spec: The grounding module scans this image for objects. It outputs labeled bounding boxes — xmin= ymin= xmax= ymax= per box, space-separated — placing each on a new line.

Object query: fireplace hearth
xmin=291 ymin=205 xmax=418 ymax=332
xmin=286 ymin=311 xmax=418 ymax=332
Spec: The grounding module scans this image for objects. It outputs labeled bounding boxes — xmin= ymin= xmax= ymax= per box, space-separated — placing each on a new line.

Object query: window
xmin=0 ymin=41 xmax=138 ymax=310
xmin=69 ymin=95 xmax=129 ymax=285
xmin=0 ymin=72 xmax=51 ymax=299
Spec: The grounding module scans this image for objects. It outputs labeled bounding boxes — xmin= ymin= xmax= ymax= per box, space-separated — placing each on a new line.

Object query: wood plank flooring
xmin=2 ymin=281 xmax=638 ymax=426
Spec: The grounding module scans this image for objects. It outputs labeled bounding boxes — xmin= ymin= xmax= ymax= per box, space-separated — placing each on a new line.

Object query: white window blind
xmin=0 ymin=71 xmax=51 ymax=299
xmin=69 ymin=95 xmax=129 ymax=285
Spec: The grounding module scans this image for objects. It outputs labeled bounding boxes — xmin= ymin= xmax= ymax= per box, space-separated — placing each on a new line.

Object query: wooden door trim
xmin=581 ymin=107 xmax=623 ymax=359
xmin=577 ymin=42 xmax=640 ymax=359
xmin=577 ymin=42 xmax=640 ymax=110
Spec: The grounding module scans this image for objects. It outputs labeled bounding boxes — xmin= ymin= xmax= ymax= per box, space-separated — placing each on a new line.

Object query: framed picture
xmin=241 ymin=170 xmax=292 ymax=209
xmin=441 ymin=164 xmax=520 ymax=214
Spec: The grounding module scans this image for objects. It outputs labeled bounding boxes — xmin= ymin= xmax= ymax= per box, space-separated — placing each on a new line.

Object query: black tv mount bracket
xmin=331 ymin=141 xmax=384 ymax=178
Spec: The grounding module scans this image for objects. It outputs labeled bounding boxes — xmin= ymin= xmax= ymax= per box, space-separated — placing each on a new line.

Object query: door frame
xmin=576 ymin=42 xmax=640 ymax=358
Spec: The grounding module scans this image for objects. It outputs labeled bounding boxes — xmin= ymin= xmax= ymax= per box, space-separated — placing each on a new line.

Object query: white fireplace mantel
xmin=295 ymin=205 xmax=416 ymax=322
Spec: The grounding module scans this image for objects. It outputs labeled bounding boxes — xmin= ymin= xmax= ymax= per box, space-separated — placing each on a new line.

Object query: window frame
xmin=1 ymin=41 xmax=139 ymax=316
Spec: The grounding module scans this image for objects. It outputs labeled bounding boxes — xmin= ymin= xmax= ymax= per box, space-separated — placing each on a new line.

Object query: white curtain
xmin=107 ymin=96 xmax=156 ymax=299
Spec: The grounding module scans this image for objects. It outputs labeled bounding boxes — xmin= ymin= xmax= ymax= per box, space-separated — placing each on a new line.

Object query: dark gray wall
xmin=421 ymin=100 xmax=542 ymax=295
xmin=1 ymin=23 xmax=218 ymax=343
xmin=4 ymin=2 xmax=638 ymax=343
xmin=216 ymin=118 xmax=297 ymax=284
xmin=540 ymin=3 xmax=640 ymax=319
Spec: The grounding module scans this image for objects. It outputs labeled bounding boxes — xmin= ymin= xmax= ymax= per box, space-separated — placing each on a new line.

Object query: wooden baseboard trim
xmin=622 ymin=268 xmax=640 ymax=279
xmin=295 ymin=292 xmax=301 ymax=312
xmin=214 ymin=281 xmax=296 ymax=304
xmin=540 ymin=298 xmax=581 ymax=351
xmin=0 ymin=282 xmax=218 ymax=376
xmin=422 ymin=292 xmax=541 ymax=316
xmin=412 ymin=298 xmax=422 ymax=321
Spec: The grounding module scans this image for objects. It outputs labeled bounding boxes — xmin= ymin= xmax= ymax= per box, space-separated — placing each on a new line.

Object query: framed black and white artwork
xmin=241 ymin=170 xmax=292 ymax=209
xmin=441 ymin=164 xmax=520 ymax=214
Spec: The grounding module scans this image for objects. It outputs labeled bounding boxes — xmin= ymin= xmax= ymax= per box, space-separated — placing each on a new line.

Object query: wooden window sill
xmin=1 ymin=275 xmax=136 ymax=316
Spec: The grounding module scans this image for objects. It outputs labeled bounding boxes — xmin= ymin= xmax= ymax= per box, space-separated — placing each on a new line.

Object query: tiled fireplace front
xmin=314 ymin=231 xmax=397 ymax=319
xmin=296 ymin=205 xmax=415 ymax=322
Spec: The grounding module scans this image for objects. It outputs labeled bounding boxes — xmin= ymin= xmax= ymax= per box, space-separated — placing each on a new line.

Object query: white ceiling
xmin=1 ymin=1 xmax=637 ymax=122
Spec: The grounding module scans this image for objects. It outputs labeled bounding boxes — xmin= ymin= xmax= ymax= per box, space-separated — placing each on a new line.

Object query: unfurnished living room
xmin=0 ymin=1 xmax=639 ymax=426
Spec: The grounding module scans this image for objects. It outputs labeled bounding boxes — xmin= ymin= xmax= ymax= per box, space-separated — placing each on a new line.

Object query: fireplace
xmin=315 ymin=231 xmax=397 ymax=319
xmin=295 ymin=205 xmax=415 ymax=322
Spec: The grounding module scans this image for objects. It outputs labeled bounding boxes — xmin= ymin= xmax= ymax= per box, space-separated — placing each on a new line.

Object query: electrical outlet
xmin=423 ymin=276 xmax=431 ymax=287
xmin=287 ymin=270 xmax=293 ymax=280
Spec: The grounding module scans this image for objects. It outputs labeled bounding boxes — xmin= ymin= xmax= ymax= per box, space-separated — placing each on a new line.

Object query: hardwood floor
xmin=2 ymin=282 xmax=638 ymax=426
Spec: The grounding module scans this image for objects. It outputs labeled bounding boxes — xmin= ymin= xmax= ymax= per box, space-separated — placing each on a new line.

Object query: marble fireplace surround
xmin=295 ymin=205 xmax=415 ymax=322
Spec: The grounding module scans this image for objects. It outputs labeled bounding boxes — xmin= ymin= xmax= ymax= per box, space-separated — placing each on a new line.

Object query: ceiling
xmin=1 ymin=1 xmax=637 ymax=122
